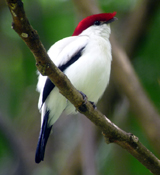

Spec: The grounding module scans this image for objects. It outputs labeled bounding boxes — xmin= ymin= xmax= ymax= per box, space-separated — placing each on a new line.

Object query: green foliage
xmin=133 ymin=8 xmax=160 ymax=110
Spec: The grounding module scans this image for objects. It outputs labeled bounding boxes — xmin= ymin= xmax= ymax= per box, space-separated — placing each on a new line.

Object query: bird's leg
xmin=78 ymin=90 xmax=97 ymax=109
xmin=77 ymin=90 xmax=87 ymax=112
xmin=78 ymin=90 xmax=88 ymax=104
xmin=89 ymin=101 xmax=97 ymax=109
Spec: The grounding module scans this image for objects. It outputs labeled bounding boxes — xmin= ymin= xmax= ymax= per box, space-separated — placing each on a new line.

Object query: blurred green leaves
xmin=133 ymin=8 xmax=160 ymax=110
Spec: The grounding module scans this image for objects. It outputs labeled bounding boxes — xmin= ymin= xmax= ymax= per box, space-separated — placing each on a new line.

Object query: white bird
xmin=35 ymin=12 xmax=117 ymax=163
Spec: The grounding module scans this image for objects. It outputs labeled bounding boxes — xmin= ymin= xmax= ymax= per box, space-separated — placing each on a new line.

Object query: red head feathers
xmin=72 ymin=12 xmax=117 ymax=36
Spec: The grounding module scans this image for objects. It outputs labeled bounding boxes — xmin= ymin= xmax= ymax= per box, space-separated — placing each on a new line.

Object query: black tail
xmin=35 ymin=110 xmax=52 ymax=163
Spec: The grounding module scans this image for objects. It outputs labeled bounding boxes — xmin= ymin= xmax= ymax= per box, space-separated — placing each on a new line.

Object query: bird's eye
xmin=94 ymin=21 xmax=101 ymax=26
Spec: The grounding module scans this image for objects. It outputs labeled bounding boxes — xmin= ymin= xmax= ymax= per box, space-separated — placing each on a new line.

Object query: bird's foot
xmin=78 ymin=90 xmax=88 ymax=112
xmin=89 ymin=101 xmax=97 ymax=109
xmin=78 ymin=90 xmax=88 ymax=104
xmin=78 ymin=91 xmax=97 ymax=111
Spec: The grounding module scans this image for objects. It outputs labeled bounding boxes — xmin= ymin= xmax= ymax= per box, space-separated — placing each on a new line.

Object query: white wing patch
xmin=37 ymin=35 xmax=89 ymax=110
xmin=48 ymin=35 xmax=89 ymax=67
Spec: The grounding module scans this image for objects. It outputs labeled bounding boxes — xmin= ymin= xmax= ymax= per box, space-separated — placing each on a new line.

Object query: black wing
xmin=42 ymin=78 xmax=55 ymax=105
xmin=41 ymin=46 xmax=85 ymax=105
xmin=35 ymin=47 xmax=85 ymax=163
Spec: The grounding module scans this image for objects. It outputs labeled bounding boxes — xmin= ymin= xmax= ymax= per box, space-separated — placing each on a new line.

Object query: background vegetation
xmin=0 ymin=0 xmax=160 ymax=174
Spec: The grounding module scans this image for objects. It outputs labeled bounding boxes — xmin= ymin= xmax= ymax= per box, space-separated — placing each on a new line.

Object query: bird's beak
xmin=105 ymin=17 xmax=118 ymax=24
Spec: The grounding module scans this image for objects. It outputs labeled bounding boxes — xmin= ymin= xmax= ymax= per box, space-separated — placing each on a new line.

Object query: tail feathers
xmin=35 ymin=110 xmax=52 ymax=163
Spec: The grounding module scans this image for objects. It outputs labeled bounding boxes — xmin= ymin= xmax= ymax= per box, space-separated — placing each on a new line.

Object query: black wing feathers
xmin=35 ymin=46 xmax=85 ymax=163
xmin=41 ymin=46 xmax=85 ymax=105
xmin=58 ymin=47 xmax=85 ymax=72
xmin=42 ymin=78 xmax=55 ymax=105
xmin=35 ymin=110 xmax=52 ymax=163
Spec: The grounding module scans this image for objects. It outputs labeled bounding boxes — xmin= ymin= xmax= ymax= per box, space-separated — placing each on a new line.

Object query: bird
xmin=35 ymin=12 xmax=117 ymax=163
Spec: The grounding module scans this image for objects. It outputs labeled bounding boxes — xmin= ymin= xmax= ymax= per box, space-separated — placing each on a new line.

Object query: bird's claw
xmin=78 ymin=90 xmax=97 ymax=110
xmin=89 ymin=101 xmax=97 ymax=109
xmin=78 ymin=90 xmax=88 ymax=104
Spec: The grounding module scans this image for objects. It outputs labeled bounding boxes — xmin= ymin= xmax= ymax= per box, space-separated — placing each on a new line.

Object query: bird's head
xmin=72 ymin=12 xmax=117 ymax=37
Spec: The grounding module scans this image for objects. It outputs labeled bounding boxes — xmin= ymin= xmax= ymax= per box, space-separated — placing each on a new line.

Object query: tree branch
xmin=6 ymin=0 xmax=160 ymax=174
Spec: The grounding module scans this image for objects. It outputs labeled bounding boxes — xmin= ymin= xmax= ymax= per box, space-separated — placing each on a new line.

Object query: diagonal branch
xmin=5 ymin=0 xmax=160 ymax=174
